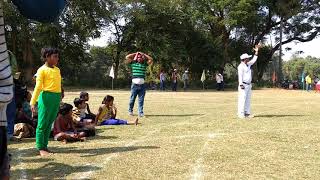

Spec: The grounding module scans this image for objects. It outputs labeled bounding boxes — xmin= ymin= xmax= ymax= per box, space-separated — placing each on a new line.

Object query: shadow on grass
xmin=8 ymin=137 xmax=35 ymax=145
xmin=86 ymin=135 xmax=118 ymax=141
xmin=95 ymin=128 xmax=114 ymax=134
xmin=147 ymin=114 xmax=204 ymax=117
xmin=11 ymin=162 xmax=101 ymax=179
xmin=255 ymin=114 xmax=308 ymax=118
xmin=9 ymin=145 xmax=160 ymax=158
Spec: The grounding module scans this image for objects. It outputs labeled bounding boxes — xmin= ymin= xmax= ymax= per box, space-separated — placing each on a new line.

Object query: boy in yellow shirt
xmin=30 ymin=48 xmax=62 ymax=156
xmin=305 ymin=74 xmax=312 ymax=91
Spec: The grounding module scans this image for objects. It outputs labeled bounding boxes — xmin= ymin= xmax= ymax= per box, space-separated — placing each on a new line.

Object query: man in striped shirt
xmin=126 ymin=52 xmax=153 ymax=117
xmin=0 ymin=3 xmax=14 ymax=178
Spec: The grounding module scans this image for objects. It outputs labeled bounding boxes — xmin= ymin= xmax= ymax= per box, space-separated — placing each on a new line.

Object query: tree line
xmin=3 ymin=0 xmax=320 ymax=88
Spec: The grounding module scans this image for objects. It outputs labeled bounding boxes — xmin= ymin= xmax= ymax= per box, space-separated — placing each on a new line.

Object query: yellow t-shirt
xmin=97 ymin=105 xmax=113 ymax=125
xmin=30 ymin=64 xmax=62 ymax=105
xmin=306 ymin=76 xmax=312 ymax=84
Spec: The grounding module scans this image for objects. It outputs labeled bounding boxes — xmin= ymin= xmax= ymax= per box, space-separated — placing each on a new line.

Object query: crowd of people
xmin=10 ymin=87 xmax=138 ymax=143
xmin=156 ymin=69 xmax=225 ymax=92
xmin=7 ymin=48 xmax=139 ymax=159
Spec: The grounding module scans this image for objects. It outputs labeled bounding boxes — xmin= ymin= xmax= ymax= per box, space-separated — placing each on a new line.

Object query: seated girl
xmin=53 ymin=103 xmax=86 ymax=143
xmin=95 ymin=95 xmax=138 ymax=126
xmin=13 ymin=123 xmax=35 ymax=140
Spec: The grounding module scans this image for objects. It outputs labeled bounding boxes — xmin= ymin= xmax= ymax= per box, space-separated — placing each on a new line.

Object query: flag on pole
xmin=109 ymin=66 xmax=115 ymax=79
xmin=201 ymin=70 xmax=206 ymax=82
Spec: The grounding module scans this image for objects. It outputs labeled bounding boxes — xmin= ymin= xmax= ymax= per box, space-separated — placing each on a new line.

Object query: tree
xmin=188 ymin=0 xmax=320 ymax=81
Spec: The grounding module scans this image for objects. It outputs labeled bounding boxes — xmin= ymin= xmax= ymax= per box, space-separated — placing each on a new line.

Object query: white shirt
xmin=182 ymin=73 xmax=188 ymax=81
xmin=160 ymin=73 xmax=166 ymax=82
xmin=238 ymin=55 xmax=258 ymax=85
xmin=132 ymin=78 xmax=145 ymax=84
xmin=215 ymin=74 xmax=222 ymax=83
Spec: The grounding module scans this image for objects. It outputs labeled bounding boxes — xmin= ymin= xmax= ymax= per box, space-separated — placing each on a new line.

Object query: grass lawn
xmin=8 ymin=89 xmax=320 ymax=179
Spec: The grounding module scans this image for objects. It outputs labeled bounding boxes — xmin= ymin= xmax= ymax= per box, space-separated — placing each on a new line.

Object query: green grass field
xmin=8 ymin=89 xmax=320 ymax=179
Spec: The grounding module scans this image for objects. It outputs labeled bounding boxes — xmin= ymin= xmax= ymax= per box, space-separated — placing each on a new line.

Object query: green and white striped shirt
xmin=130 ymin=61 xmax=148 ymax=79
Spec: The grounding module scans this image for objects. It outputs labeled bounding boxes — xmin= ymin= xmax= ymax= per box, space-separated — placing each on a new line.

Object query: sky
xmin=89 ymin=31 xmax=320 ymax=61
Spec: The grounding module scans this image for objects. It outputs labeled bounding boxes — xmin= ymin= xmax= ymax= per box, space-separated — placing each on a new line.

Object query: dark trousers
xmin=160 ymin=81 xmax=165 ymax=91
xmin=172 ymin=82 xmax=177 ymax=91
xmin=0 ymin=126 xmax=10 ymax=178
xmin=6 ymin=95 xmax=15 ymax=137
xmin=217 ymin=82 xmax=225 ymax=91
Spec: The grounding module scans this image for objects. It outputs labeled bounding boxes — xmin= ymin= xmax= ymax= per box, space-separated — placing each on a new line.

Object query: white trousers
xmin=238 ymin=84 xmax=252 ymax=116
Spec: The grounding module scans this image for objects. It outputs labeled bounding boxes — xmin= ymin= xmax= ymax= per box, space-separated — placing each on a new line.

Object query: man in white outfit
xmin=237 ymin=44 xmax=260 ymax=118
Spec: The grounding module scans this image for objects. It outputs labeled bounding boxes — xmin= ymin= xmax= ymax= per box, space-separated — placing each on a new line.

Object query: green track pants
xmin=36 ymin=91 xmax=61 ymax=150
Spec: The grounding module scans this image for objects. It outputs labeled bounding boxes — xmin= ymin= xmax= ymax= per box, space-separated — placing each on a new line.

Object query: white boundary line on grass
xmin=190 ymin=134 xmax=216 ymax=180
xmin=78 ymin=129 xmax=159 ymax=179
xmin=79 ymin=113 xmax=209 ymax=179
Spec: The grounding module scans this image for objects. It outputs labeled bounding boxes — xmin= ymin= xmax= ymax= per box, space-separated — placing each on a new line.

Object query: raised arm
xmin=125 ymin=53 xmax=136 ymax=64
xmin=143 ymin=53 xmax=153 ymax=65
xmin=247 ymin=44 xmax=260 ymax=66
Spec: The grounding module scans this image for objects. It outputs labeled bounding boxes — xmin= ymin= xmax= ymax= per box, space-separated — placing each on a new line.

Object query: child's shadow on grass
xmin=11 ymin=161 xmax=101 ymax=179
xmin=147 ymin=114 xmax=204 ymax=117
xmin=10 ymin=145 xmax=160 ymax=158
xmin=55 ymin=145 xmax=160 ymax=157
xmin=8 ymin=137 xmax=36 ymax=145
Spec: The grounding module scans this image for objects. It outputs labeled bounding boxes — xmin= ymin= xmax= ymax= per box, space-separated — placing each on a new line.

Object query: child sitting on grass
xmin=79 ymin=91 xmax=96 ymax=120
xmin=72 ymin=98 xmax=96 ymax=136
xmin=96 ymin=95 xmax=138 ymax=126
xmin=13 ymin=123 xmax=35 ymax=140
xmin=53 ymin=103 xmax=86 ymax=143
xmin=72 ymin=98 xmax=94 ymax=124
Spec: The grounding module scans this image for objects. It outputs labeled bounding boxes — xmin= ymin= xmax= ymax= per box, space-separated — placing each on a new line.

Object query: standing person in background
xmin=215 ymin=71 xmax=222 ymax=91
xmin=182 ymin=70 xmax=189 ymax=91
xmin=171 ymin=69 xmax=178 ymax=91
xmin=126 ymin=52 xmax=153 ymax=117
xmin=305 ymin=74 xmax=312 ymax=92
xmin=220 ymin=73 xmax=224 ymax=91
xmin=237 ymin=44 xmax=261 ymax=119
xmin=159 ymin=70 xmax=166 ymax=91
xmin=313 ymin=76 xmax=318 ymax=90
xmin=30 ymin=48 xmax=62 ymax=156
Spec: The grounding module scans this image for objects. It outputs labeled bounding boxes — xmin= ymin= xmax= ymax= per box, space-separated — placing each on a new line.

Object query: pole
xmin=112 ymin=78 xmax=114 ymax=90
xmin=279 ymin=17 xmax=283 ymax=83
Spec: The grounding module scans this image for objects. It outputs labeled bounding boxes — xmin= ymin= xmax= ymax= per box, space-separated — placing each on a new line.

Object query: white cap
xmin=240 ymin=53 xmax=252 ymax=60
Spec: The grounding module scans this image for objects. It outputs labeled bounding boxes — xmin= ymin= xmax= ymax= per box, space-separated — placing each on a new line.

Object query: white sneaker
xmin=129 ymin=112 xmax=134 ymax=116
xmin=238 ymin=115 xmax=246 ymax=119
